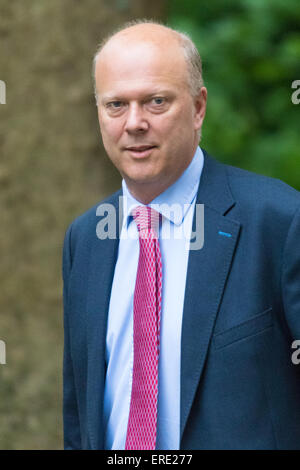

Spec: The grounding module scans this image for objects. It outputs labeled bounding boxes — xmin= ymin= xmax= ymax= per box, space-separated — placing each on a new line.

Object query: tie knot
xmin=132 ymin=205 xmax=160 ymax=235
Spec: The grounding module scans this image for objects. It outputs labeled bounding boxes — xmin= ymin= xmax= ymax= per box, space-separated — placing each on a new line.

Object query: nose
xmin=124 ymin=103 xmax=149 ymax=134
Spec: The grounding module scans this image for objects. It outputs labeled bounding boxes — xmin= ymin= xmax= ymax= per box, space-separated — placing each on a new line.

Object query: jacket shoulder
xmin=222 ymin=160 xmax=300 ymax=216
xmin=63 ymin=188 xmax=122 ymax=246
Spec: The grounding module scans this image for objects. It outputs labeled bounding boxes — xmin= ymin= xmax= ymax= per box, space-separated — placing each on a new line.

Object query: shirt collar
xmin=122 ymin=146 xmax=204 ymax=228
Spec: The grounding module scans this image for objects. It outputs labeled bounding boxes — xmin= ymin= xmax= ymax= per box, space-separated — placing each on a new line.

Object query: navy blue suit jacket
xmin=62 ymin=150 xmax=300 ymax=449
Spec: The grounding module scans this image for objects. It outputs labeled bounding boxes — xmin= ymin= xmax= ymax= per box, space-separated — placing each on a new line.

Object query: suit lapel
xmin=180 ymin=152 xmax=241 ymax=442
xmin=86 ymin=190 xmax=122 ymax=449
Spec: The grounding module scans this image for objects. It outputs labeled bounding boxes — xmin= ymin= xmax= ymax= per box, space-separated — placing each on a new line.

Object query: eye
xmin=151 ymin=97 xmax=165 ymax=106
xmin=105 ymin=100 xmax=127 ymax=116
xmin=107 ymin=101 xmax=124 ymax=109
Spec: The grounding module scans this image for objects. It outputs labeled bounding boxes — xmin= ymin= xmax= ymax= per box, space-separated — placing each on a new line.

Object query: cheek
xmin=152 ymin=114 xmax=180 ymax=138
xmin=99 ymin=114 xmax=122 ymax=143
xmin=155 ymin=113 xmax=191 ymax=146
xmin=161 ymin=104 xmax=193 ymax=133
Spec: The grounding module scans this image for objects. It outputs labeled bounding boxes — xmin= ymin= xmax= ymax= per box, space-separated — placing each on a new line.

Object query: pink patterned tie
xmin=125 ymin=205 xmax=162 ymax=450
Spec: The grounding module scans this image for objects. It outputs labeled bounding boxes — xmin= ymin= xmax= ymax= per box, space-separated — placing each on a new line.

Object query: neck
xmin=125 ymin=181 xmax=171 ymax=205
xmin=125 ymin=148 xmax=197 ymax=204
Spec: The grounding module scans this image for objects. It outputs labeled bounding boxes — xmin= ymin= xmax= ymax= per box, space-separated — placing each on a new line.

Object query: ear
xmin=193 ymin=87 xmax=207 ymax=131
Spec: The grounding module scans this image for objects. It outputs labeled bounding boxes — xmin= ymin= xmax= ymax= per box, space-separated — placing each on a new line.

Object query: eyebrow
xmin=99 ymin=89 xmax=175 ymax=105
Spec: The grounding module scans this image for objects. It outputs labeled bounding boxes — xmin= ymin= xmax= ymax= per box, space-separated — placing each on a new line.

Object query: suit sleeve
xmin=62 ymin=223 xmax=82 ymax=449
xmin=281 ymin=204 xmax=300 ymax=341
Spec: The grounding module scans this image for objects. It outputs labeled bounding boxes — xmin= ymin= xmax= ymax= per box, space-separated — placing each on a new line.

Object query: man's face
xmin=95 ymin=34 xmax=206 ymax=202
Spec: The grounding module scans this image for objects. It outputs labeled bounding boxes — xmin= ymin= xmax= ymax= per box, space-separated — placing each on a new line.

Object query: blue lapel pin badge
xmin=218 ymin=231 xmax=232 ymax=238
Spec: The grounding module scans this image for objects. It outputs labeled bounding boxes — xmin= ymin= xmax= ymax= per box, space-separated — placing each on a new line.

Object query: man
xmin=62 ymin=21 xmax=300 ymax=449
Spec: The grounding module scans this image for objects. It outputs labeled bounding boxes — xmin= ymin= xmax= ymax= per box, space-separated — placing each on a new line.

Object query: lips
xmin=125 ymin=145 xmax=156 ymax=152
xmin=124 ymin=145 xmax=157 ymax=158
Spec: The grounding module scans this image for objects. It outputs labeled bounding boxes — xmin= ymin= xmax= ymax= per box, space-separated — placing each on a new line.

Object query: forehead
xmin=95 ymin=39 xmax=189 ymax=98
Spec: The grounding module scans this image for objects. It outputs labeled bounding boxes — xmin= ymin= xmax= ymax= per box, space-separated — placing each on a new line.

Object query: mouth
xmin=124 ymin=145 xmax=157 ymax=158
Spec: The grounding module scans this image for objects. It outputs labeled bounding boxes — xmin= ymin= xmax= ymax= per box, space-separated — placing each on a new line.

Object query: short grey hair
xmin=92 ymin=19 xmax=204 ymax=105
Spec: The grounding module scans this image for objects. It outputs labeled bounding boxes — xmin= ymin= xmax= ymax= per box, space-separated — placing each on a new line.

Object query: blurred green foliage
xmin=168 ymin=0 xmax=300 ymax=189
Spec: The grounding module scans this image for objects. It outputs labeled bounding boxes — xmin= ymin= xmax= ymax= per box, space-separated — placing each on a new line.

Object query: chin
xmin=125 ymin=171 xmax=161 ymax=185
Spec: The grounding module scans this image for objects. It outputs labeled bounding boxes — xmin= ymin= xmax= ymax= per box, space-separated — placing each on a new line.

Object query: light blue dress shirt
xmin=103 ymin=147 xmax=204 ymax=450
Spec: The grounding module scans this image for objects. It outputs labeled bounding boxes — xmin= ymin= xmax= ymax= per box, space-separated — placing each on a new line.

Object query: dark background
xmin=0 ymin=0 xmax=299 ymax=449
